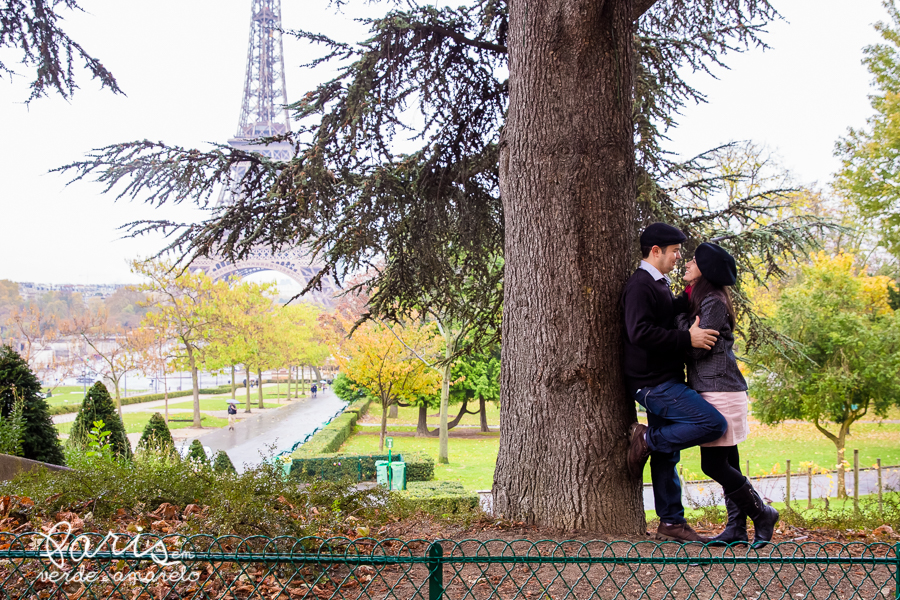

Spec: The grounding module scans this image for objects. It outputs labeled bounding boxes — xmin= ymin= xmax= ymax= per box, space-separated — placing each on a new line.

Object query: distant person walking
xmin=311 ymin=383 xmax=318 ymax=398
xmin=227 ymin=401 xmax=237 ymax=430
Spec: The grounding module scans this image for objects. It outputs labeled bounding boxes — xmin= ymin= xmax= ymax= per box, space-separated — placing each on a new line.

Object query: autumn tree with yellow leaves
xmin=334 ymin=320 xmax=439 ymax=451
xmin=749 ymin=253 xmax=900 ymax=497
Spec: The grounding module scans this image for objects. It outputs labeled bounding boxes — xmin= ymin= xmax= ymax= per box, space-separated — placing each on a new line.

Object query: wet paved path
xmin=183 ymin=389 xmax=346 ymax=471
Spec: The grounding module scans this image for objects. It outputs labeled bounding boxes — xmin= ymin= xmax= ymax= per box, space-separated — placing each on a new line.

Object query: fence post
xmin=785 ymin=460 xmax=791 ymax=509
xmin=895 ymin=542 xmax=900 ymax=600
xmin=878 ymin=459 xmax=883 ymax=517
xmin=807 ymin=467 xmax=813 ymax=510
xmin=853 ymin=449 xmax=859 ymax=514
xmin=428 ymin=541 xmax=444 ymax=600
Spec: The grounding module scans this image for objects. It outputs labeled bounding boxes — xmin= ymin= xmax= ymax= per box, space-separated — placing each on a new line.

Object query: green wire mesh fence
xmin=0 ymin=531 xmax=897 ymax=599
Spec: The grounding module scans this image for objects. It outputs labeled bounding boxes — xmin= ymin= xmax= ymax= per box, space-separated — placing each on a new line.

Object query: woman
xmin=676 ymin=242 xmax=778 ymax=547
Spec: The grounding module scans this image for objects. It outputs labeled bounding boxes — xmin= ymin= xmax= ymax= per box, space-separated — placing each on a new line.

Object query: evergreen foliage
xmin=1 ymin=0 xmax=122 ymax=102
xmin=332 ymin=373 xmax=367 ymax=403
xmin=60 ymin=0 xmax=836 ymax=352
xmin=0 ymin=345 xmax=64 ymax=465
xmin=0 ymin=395 xmax=25 ymax=457
xmin=69 ymin=382 xmax=132 ymax=460
xmin=187 ymin=439 xmax=209 ymax=464
xmin=136 ymin=412 xmax=174 ymax=453
xmin=212 ymin=450 xmax=236 ymax=474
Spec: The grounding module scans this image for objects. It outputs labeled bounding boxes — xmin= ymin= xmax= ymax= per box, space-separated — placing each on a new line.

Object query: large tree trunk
xmin=416 ymin=403 xmax=430 ymax=437
xmin=257 ymin=367 xmax=264 ymax=408
xmin=388 ymin=404 xmax=398 ymax=418
xmin=245 ymin=365 xmax=252 ymax=413
xmin=479 ymin=396 xmax=490 ymax=432
xmin=494 ymin=0 xmax=644 ymax=532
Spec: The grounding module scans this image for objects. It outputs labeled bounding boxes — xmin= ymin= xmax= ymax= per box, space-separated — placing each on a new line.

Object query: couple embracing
xmin=622 ymin=223 xmax=779 ymax=547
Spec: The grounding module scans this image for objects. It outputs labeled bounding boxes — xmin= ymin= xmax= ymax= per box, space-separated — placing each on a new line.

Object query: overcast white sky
xmin=0 ymin=0 xmax=890 ymax=285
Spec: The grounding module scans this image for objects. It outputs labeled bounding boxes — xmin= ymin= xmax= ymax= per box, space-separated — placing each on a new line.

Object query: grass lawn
xmin=43 ymin=386 xmax=86 ymax=407
xmin=338 ymin=433 xmax=499 ymax=491
xmin=336 ymin=420 xmax=900 ymax=489
xmin=166 ymin=397 xmax=282 ymax=411
xmin=362 ymin=401 xmax=501 ymax=429
xmin=673 ymin=421 xmax=900 ymax=480
xmin=55 ymin=412 xmax=228 ymax=435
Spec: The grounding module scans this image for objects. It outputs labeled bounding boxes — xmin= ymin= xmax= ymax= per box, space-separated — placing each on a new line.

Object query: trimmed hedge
xmin=48 ymin=386 xmax=233 ymax=416
xmin=289 ymin=450 xmax=434 ymax=482
xmin=403 ymin=451 xmax=434 ymax=481
xmin=398 ymin=481 xmax=479 ymax=514
xmin=293 ymin=412 xmax=358 ymax=455
xmin=291 ymin=397 xmax=372 ymax=456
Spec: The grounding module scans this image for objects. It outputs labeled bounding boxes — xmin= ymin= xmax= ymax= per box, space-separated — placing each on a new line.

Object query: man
xmin=622 ymin=223 xmax=728 ymax=542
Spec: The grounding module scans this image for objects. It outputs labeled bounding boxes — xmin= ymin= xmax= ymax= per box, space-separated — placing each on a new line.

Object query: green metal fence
xmin=0 ymin=532 xmax=897 ymax=599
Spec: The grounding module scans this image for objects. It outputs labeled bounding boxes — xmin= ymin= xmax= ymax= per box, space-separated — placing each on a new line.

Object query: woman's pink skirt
xmin=699 ymin=391 xmax=749 ymax=447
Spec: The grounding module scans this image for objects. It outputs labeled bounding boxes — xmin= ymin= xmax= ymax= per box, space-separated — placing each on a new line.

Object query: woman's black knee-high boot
xmin=725 ymin=478 xmax=779 ymax=549
xmin=709 ymin=497 xmax=748 ymax=545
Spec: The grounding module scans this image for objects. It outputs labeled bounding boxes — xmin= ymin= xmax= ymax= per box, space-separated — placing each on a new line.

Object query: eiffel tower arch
xmin=190 ymin=0 xmax=338 ymax=306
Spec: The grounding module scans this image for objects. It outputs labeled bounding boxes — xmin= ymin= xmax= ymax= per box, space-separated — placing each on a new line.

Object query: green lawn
xmin=362 ymin=400 xmax=501 ymax=429
xmin=43 ymin=386 xmax=86 ymax=407
xmin=166 ymin=397 xmax=282 ymax=411
xmin=338 ymin=434 xmax=499 ymax=491
xmin=673 ymin=421 xmax=900 ymax=480
xmin=336 ymin=420 xmax=900 ymax=490
xmin=55 ymin=412 xmax=228 ymax=435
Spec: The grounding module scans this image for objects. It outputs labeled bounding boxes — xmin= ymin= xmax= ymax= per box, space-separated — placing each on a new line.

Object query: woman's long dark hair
xmin=690 ymin=276 xmax=736 ymax=329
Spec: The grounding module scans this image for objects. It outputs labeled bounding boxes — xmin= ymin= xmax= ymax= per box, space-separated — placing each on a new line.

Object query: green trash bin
xmin=375 ymin=460 xmax=390 ymax=487
xmin=390 ymin=461 xmax=407 ymax=491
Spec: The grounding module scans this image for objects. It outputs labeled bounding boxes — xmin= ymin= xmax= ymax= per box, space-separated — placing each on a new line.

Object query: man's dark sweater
xmin=622 ymin=268 xmax=691 ymax=394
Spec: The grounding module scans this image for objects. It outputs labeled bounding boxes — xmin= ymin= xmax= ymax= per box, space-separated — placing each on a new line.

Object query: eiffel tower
xmin=191 ymin=0 xmax=338 ymax=307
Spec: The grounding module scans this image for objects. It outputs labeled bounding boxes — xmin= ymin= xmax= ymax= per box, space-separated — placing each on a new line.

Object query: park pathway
xmin=183 ymin=389 xmax=346 ymax=471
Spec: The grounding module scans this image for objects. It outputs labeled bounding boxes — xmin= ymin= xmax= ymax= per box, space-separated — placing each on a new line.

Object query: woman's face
xmin=684 ymin=257 xmax=702 ymax=284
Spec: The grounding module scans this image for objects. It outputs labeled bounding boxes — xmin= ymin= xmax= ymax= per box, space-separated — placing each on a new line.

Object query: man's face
xmin=653 ymin=244 xmax=682 ymax=275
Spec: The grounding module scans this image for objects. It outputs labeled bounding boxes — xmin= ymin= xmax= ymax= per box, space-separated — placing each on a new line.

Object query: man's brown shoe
xmin=627 ymin=423 xmax=650 ymax=478
xmin=656 ymin=522 xmax=710 ymax=543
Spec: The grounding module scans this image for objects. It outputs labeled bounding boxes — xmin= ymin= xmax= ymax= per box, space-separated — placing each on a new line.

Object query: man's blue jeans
xmin=634 ymin=380 xmax=727 ymax=524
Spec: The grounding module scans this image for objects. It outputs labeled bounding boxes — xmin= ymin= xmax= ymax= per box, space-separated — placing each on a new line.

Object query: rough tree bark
xmin=493 ymin=0 xmax=646 ymax=532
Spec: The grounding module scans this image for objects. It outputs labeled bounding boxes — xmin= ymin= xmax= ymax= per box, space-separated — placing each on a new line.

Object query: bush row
xmin=291 ymin=398 xmax=373 ymax=456
xmin=289 ymin=451 xmax=434 ymax=482
xmin=398 ymin=481 xmax=479 ymax=513
xmin=48 ymin=386 xmax=234 ymax=416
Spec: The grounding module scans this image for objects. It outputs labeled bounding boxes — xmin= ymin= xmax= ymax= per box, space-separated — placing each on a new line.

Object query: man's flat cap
xmin=695 ymin=242 xmax=737 ymax=287
xmin=640 ymin=223 xmax=687 ymax=248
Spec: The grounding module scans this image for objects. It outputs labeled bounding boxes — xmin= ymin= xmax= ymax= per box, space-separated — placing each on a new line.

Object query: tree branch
xmin=415 ymin=24 xmax=507 ymax=54
xmin=633 ymin=0 xmax=659 ymax=20
xmin=427 ymin=396 xmax=476 ymax=435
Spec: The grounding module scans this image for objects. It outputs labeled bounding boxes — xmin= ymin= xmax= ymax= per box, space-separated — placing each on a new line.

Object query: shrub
xmin=69 ymin=382 xmax=132 ymax=460
xmin=136 ymin=412 xmax=174 ymax=453
xmin=213 ymin=450 xmax=236 ymax=474
xmin=187 ymin=439 xmax=209 ymax=464
xmin=398 ymin=481 xmax=479 ymax=514
xmin=294 ymin=412 xmax=359 ymax=455
xmin=289 ymin=450 xmax=433 ymax=482
xmin=0 ymin=448 xmax=396 ymax=537
xmin=403 ymin=451 xmax=434 ymax=481
xmin=0 ymin=345 xmax=64 ymax=465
